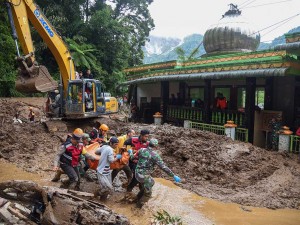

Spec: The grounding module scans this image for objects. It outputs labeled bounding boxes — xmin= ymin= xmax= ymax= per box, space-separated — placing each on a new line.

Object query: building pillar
xmin=204 ymin=79 xmax=212 ymax=123
xmin=245 ymin=77 xmax=256 ymax=143
xmin=179 ymin=81 xmax=186 ymax=105
xmin=278 ymin=126 xmax=293 ymax=152
xmin=224 ymin=121 xmax=237 ymax=140
xmin=230 ymin=86 xmax=238 ymax=110
xmin=161 ymin=81 xmax=169 ymax=122
xmin=264 ymin=77 xmax=273 ymax=110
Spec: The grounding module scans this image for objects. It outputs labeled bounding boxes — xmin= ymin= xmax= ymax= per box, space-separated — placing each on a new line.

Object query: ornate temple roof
xmin=203 ymin=4 xmax=260 ymax=56
xmin=122 ymin=8 xmax=300 ymax=85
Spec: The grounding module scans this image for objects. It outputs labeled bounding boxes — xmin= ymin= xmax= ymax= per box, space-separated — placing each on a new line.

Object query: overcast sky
xmin=148 ymin=0 xmax=300 ymax=42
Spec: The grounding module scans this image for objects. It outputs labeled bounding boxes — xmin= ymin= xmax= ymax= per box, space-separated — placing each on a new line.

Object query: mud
xmin=1 ymin=162 xmax=299 ymax=225
xmin=0 ymin=97 xmax=300 ymax=213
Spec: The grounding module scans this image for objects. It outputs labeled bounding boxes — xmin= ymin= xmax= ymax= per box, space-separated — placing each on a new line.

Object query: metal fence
xmin=189 ymin=121 xmax=248 ymax=142
xmin=290 ymin=135 xmax=300 ymax=153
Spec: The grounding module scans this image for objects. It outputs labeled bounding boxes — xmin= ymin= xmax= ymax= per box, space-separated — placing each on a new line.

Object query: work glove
xmin=127 ymin=149 xmax=133 ymax=155
xmin=173 ymin=175 xmax=181 ymax=183
xmin=116 ymin=154 xmax=122 ymax=160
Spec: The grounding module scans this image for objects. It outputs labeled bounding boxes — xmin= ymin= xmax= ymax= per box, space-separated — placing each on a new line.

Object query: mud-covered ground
xmin=0 ymin=98 xmax=300 ymax=211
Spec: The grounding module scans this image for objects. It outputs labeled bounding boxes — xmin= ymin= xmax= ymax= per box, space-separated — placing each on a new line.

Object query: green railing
xmin=167 ymin=106 xmax=245 ymax=127
xmin=189 ymin=121 xmax=225 ymax=135
xmin=211 ymin=110 xmax=245 ymax=127
xmin=188 ymin=121 xmax=248 ymax=142
xmin=236 ymin=128 xmax=249 ymax=142
xmin=167 ymin=106 xmax=204 ymax=122
xmin=289 ymin=135 xmax=300 ymax=153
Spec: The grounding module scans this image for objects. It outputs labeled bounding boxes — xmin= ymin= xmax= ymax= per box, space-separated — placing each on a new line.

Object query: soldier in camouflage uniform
xmin=269 ymin=114 xmax=282 ymax=151
xmin=132 ymin=138 xmax=181 ymax=208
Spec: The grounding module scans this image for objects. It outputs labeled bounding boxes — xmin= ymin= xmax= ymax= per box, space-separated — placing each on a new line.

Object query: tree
xmin=84 ymin=6 xmax=130 ymax=89
xmin=111 ymin=0 xmax=155 ymax=66
xmin=66 ymin=36 xmax=101 ymax=74
xmin=0 ymin=5 xmax=22 ymax=96
xmin=0 ymin=0 xmax=154 ymax=96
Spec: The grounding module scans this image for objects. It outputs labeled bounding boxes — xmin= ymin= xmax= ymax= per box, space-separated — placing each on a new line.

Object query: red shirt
xmin=296 ymin=127 xmax=300 ymax=136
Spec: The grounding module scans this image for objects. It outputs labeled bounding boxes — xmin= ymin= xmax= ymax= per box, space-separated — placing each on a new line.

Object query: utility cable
xmin=260 ymin=36 xmax=286 ymax=43
xmin=240 ymin=0 xmax=257 ymax=9
xmin=242 ymin=0 xmax=293 ymax=9
xmin=239 ymin=0 xmax=254 ymax=8
xmin=261 ymin=16 xmax=298 ymax=37
xmin=250 ymin=12 xmax=300 ymax=36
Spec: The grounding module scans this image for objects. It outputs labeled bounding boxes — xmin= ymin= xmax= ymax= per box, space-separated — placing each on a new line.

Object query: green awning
xmin=121 ymin=68 xmax=288 ymax=85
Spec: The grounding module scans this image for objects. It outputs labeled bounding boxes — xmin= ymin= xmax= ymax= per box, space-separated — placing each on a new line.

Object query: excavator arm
xmin=6 ymin=0 xmax=75 ymax=93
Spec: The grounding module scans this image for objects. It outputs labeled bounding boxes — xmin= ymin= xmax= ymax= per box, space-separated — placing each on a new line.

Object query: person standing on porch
xmin=216 ymin=93 xmax=227 ymax=110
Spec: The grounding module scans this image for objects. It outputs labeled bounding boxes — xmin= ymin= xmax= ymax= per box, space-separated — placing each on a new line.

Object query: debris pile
xmin=0 ymin=98 xmax=299 ymax=210
xmin=0 ymin=180 xmax=130 ymax=224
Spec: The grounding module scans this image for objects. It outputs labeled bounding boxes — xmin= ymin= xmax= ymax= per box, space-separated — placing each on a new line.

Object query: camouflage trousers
xmin=135 ymin=172 xmax=155 ymax=207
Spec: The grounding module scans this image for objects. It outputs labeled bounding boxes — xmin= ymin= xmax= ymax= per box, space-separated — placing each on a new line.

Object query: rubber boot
xmin=51 ymin=170 xmax=63 ymax=182
xmin=136 ymin=191 xmax=151 ymax=208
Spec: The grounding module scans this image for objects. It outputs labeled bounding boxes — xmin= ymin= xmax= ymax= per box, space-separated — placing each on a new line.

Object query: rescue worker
xmin=90 ymin=123 xmax=109 ymax=143
xmin=111 ymin=129 xmax=135 ymax=187
xmin=80 ymin=133 xmax=93 ymax=174
xmin=94 ymin=137 xmax=121 ymax=200
xmin=28 ymin=107 xmax=35 ymax=122
xmin=52 ymin=133 xmax=93 ymax=182
xmin=134 ymin=138 xmax=181 ymax=208
xmin=53 ymin=128 xmax=95 ymax=189
xmin=124 ymin=129 xmax=150 ymax=192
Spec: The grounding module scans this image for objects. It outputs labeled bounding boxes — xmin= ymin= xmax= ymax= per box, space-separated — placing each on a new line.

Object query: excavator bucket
xmin=15 ymin=65 xmax=58 ymax=93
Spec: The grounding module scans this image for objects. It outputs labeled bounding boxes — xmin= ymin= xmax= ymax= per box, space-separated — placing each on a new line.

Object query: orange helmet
xmin=73 ymin=128 xmax=84 ymax=139
xmin=100 ymin=124 xmax=109 ymax=131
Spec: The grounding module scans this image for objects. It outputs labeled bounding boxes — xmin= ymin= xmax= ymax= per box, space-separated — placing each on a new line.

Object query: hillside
xmin=143 ymin=26 xmax=300 ymax=64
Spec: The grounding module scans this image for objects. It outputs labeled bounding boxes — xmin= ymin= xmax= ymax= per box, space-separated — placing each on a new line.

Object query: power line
xmin=250 ymin=12 xmax=300 ymax=36
xmin=261 ymin=16 xmax=298 ymax=37
xmin=240 ymin=0 xmax=257 ymax=9
xmin=242 ymin=0 xmax=293 ymax=9
xmin=239 ymin=0 xmax=254 ymax=8
xmin=260 ymin=36 xmax=286 ymax=43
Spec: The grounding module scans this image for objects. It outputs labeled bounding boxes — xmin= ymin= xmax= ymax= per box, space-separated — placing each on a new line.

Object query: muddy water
xmin=0 ymin=161 xmax=299 ymax=225
xmin=0 ymin=160 xmax=53 ymax=186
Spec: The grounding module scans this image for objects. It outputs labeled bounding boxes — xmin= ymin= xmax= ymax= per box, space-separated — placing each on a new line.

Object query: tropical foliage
xmin=151 ymin=210 xmax=183 ymax=225
xmin=0 ymin=0 xmax=154 ymax=96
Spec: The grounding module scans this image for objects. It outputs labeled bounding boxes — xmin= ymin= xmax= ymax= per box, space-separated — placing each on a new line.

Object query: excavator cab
xmin=65 ymin=79 xmax=106 ymax=118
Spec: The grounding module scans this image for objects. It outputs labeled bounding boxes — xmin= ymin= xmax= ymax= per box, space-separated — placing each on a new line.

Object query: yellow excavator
xmin=5 ymin=0 xmax=118 ymax=119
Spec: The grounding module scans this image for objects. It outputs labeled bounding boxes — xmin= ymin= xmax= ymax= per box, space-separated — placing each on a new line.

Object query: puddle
xmin=0 ymin=160 xmax=54 ymax=187
xmin=0 ymin=161 xmax=299 ymax=225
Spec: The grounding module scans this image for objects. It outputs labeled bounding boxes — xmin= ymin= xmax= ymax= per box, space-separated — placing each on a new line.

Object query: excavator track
xmin=15 ymin=65 xmax=58 ymax=93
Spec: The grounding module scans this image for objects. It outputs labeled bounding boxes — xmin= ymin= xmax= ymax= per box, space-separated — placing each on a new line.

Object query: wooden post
xmin=179 ymin=82 xmax=186 ymax=105
xmin=230 ymin=85 xmax=238 ymax=110
xmin=264 ymin=77 xmax=273 ymax=110
xmin=245 ymin=77 xmax=256 ymax=143
xmin=204 ymin=79 xmax=211 ymax=123
xmin=161 ymin=81 xmax=169 ymax=122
